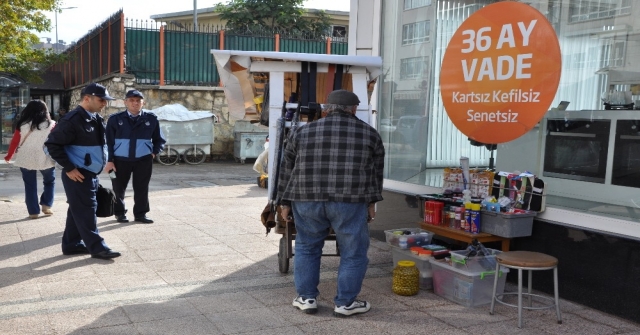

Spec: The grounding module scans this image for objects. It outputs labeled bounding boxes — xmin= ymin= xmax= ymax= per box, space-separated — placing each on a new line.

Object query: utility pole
xmin=193 ymin=0 xmax=198 ymax=32
xmin=55 ymin=7 xmax=78 ymax=53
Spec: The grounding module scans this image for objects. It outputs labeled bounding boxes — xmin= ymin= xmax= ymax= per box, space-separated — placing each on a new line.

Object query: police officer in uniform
xmin=45 ymin=83 xmax=121 ymax=260
xmin=104 ymin=90 xmax=165 ymax=224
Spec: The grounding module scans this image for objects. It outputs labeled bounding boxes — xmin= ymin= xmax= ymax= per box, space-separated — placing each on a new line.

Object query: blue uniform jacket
xmin=105 ymin=110 xmax=166 ymax=162
xmin=44 ymin=106 xmax=108 ymax=174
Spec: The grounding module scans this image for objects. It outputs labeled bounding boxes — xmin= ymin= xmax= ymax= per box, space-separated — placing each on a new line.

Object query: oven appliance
xmin=612 ymin=120 xmax=640 ymax=188
xmin=543 ymin=119 xmax=610 ymax=183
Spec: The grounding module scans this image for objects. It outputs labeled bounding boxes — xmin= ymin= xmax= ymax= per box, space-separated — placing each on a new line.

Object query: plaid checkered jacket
xmin=277 ymin=110 xmax=385 ymax=205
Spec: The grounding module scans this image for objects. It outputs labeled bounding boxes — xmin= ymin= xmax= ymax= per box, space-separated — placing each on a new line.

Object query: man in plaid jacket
xmin=278 ymin=89 xmax=385 ymax=317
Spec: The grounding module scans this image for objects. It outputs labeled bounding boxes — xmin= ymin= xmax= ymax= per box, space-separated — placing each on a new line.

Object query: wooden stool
xmin=489 ymin=251 xmax=562 ymax=328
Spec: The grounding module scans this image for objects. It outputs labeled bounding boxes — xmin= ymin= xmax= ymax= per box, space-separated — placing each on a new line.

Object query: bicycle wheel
xmin=156 ymin=148 xmax=180 ymax=165
xmin=183 ymin=147 xmax=206 ymax=165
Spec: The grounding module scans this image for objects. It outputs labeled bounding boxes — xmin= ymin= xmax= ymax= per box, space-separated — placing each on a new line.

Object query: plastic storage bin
xmin=392 ymin=248 xmax=433 ymax=290
xmin=430 ymin=258 xmax=509 ymax=307
xmin=480 ymin=210 xmax=536 ymax=238
xmin=450 ymin=248 xmax=501 ymax=273
xmin=384 ymin=228 xmax=433 ymax=249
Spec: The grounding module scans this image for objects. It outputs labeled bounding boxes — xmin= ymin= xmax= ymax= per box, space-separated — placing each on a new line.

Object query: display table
xmin=420 ymin=223 xmax=511 ymax=251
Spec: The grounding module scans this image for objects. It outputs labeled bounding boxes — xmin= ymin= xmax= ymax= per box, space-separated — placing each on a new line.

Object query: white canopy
xmin=210 ymin=50 xmax=383 ymax=120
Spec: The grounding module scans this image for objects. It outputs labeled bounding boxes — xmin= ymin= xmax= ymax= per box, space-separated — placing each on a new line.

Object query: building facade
xmin=351 ymin=0 xmax=640 ymax=323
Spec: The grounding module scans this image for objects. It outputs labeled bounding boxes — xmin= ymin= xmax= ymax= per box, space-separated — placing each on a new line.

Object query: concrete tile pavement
xmin=1 ymin=160 xmax=639 ymax=334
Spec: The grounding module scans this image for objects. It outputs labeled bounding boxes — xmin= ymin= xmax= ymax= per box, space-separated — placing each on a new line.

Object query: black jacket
xmin=44 ymin=106 xmax=107 ymax=174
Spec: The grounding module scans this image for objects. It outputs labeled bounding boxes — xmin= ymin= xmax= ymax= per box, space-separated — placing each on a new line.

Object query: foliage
xmin=214 ymin=0 xmax=331 ymax=38
xmin=0 ymin=0 xmax=68 ymax=83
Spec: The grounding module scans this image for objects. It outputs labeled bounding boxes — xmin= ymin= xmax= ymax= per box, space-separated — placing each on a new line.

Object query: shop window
xmin=569 ymin=0 xmax=631 ymax=23
xmin=404 ymin=0 xmax=431 ymax=10
xmin=402 ymin=20 xmax=430 ymax=45
xmin=400 ymin=56 xmax=429 ymax=80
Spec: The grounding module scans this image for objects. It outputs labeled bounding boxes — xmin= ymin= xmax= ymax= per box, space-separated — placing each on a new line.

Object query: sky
xmin=40 ymin=0 xmax=350 ymax=45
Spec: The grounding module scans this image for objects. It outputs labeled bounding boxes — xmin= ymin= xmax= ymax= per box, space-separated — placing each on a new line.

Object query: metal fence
xmin=48 ymin=12 xmax=349 ymax=88
xmin=48 ymin=10 xmax=123 ymax=88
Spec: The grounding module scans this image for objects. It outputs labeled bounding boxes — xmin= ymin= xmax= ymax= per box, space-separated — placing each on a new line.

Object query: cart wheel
xmin=278 ymin=237 xmax=290 ymax=273
xmin=183 ymin=148 xmax=206 ymax=165
xmin=156 ymin=148 xmax=180 ymax=165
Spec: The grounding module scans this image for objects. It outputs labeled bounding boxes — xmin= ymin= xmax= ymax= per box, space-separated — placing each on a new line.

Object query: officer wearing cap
xmin=104 ymin=89 xmax=165 ymax=224
xmin=277 ymin=89 xmax=385 ymax=316
xmin=45 ymin=83 xmax=122 ymax=260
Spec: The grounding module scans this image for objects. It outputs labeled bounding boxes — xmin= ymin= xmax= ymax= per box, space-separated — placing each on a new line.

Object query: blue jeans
xmin=20 ymin=167 xmax=55 ymax=215
xmin=292 ymin=201 xmax=370 ymax=306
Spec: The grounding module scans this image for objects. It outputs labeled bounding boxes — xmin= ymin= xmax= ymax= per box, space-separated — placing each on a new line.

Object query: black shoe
xmin=62 ymin=245 xmax=89 ymax=255
xmin=135 ymin=216 xmax=154 ymax=224
xmin=91 ymin=249 xmax=121 ymax=260
xmin=116 ymin=215 xmax=129 ymax=223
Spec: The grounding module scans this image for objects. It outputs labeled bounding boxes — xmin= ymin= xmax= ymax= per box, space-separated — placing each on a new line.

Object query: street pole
xmin=54 ymin=7 xmax=77 ymax=53
xmin=193 ymin=0 xmax=198 ymax=32
xmin=55 ymin=10 xmax=58 ymax=52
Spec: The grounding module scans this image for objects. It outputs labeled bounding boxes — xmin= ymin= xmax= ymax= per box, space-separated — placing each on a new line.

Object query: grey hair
xmin=323 ymin=104 xmax=356 ymax=113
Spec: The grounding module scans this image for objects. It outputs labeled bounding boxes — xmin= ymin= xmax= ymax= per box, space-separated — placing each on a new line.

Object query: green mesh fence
xmin=125 ymin=27 xmax=348 ymax=85
xmin=165 ymin=31 xmax=220 ymax=85
xmin=280 ymin=38 xmax=326 ymax=54
xmin=126 ymin=29 xmax=160 ymax=83
xmin=224 ymin=34 xmax=275 ymax=51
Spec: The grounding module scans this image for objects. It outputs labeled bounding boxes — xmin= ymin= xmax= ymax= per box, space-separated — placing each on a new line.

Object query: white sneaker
xmin=292 ymin=296 xmax=318 ymax=314
xmin=41 ymin=205 xmax=53 ymax=216
xmin=333 ymin=300 xmax=370 ymax=317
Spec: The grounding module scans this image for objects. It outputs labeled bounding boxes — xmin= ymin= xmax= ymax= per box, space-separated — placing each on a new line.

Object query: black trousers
xmin=61 ymin=169 xmax=109 ymax=254
xmin=111 ymin=155 xmax=153 ymax=218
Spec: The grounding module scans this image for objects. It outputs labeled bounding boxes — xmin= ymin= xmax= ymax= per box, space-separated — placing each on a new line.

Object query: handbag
xmin=96 ymin=184 xmax=116 ymax=218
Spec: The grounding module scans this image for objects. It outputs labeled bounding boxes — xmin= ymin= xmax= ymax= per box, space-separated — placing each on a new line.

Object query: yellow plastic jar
xmin=392 ymin=260 xmax=420 ymax=296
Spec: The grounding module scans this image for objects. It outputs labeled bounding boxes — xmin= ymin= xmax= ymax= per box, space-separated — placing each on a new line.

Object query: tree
xmin=0 ymin=0 xmax=66 ymax=83
xmin=214 ymin=0 xmax=331 ymax=37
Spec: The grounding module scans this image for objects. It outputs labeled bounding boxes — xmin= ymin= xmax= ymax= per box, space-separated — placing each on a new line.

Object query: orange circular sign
xmin=440 ymin=2 xmax=561 ymax=144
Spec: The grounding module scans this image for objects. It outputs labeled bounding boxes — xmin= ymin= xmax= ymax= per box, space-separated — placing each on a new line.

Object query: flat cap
xmin=125 ymin=90 xmax=144 ymax=99
xmin=326 ymin=89 xmax=360 ymax=105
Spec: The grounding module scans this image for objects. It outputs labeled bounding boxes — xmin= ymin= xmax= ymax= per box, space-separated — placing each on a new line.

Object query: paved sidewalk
xmin=0 ymin=161 xmax=639 ymax=334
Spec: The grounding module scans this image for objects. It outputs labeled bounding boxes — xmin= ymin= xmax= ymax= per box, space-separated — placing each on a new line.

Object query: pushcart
xmin=152 ymin=106 xmax=216 ymax=166
xmin=210 ymin=50 xmax=382 ymax=273
xmin=275 ymin=218 xmax=341 ymax=274
xmin=156 ymin=143 xmax=208 ymax=165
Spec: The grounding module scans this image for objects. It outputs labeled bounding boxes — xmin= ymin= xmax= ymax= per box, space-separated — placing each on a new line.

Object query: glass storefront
xmin=378 ymin=0 xmax=640 ymax=225
xmin=0 ymin=73 xmax=29 ymax=152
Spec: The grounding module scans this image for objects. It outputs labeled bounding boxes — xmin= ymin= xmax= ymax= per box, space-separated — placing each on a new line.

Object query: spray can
xmin=463 ymin=203 xmax=472 ymax=232
xmin=454 ymin=206 xmax=462 ymax=230
xmin=470 ymin=203 xmax=482 ymax=234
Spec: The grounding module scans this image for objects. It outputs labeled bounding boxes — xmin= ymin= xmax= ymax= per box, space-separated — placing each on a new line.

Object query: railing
xmin=47 ymin=11 xmax=349 ymax=88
